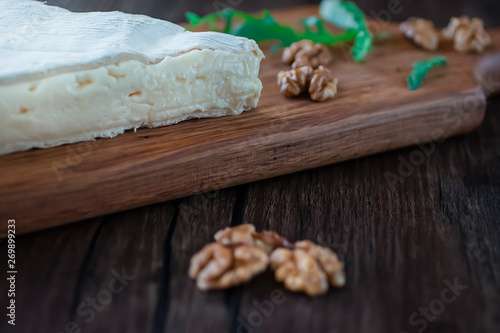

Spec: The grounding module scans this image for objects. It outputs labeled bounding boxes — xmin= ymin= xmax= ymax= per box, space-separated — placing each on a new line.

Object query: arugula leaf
xmin=299 ymin=16 xmax=359 ymax=46
xmin=186 ymin=4 xmax=374 ymax=61
xmin=319 ymin=0 xmax=373 ymax=62
xmin=319 ymin=0 xmax=368 ymax=31
xmin=186 ymin=9 xmax=358 ymax=48
xmin=352 ymin=30 xmax=373 ymax=62
xmin=407 ymin=56 xmax=447 ymax=90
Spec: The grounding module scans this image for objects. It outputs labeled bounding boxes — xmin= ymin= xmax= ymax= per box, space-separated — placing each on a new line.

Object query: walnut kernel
xmin=215 ymin=224 xmax=292 ymax=254
xmin=282 ymin=40 xmax=333 ymax=69
xmin=282 ymin=40 xmax=314 ymax=63
xmin=254 ymin=230 xmax=293 ymax=254
xmin=400 ymin=17 xmax=439 ymax=51
xmin=270 ymin=240 xmax=345 ymax=296
xmin=309 ymin=66 xmax=338 ymax=102
xmin=295 ymin=240 xmax=346 ymax=287
xmin=270 ymin=247 xmax=329 ymax=296
xmin=188 ymin=243 xmax=269 ymax=290
xmin=214 ymin=224 xmax=256 ymax=247
xmin=189 ymin=225 xmax=346 ymax=295
xmin=442 ymin=16 xmax=491 ymax=53
xmin=277 ymin=66 xmax=314 ymax=97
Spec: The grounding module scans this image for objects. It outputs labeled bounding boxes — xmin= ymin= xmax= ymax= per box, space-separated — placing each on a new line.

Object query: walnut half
xmin=214 ymin=224 xmax=292 ymax=254
xmin=270 ymin=247 xmax=328 ymax=296
xmin=442 ymin=16 xmax=491 ymax=53
xmin=189 ymin=224 xmax=346 ymax=295
xmin=188 ymin=243 xmax=269 ymax=290
xmin=278 ymin=66 xmax=338 ymax=102
xmin=309 ymin=66 xmax=338 ymax=102
xmin=282 ymin=40 xmax=313 ymax=63
xmin=295 ymin=240 xmax=346 ymax=287
xmin=270 ymin=240 xmax=345 ymax=296
xmin=277 ymin=66 xmax=314 ymax=97
xmin=282 ymin=40 xmax=334 ymax=69
xmin=214 ymin=224 xmax=256 ymax=247
xmin=400 ymin=17 xmax=439 ymax=51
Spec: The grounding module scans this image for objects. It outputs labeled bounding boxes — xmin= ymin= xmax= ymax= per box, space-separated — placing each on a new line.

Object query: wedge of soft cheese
xmin=0 ymin=0 xmax=264 ymax=155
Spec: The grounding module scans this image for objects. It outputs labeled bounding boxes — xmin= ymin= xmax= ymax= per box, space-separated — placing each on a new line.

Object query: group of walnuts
xmin=400 ymin=15 xmax=491 ymax=53
xmin=277 ymin=40 xmax=338 ymax=102
xmin=188 ymin=224 xmax=345 ymax=296
xmin=277 ymin=15 xmax=491 ymax=101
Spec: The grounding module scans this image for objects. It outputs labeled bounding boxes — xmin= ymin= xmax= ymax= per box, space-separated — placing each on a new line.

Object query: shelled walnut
xmin=277 ymin=66 xmax=337 ymax=102
xmin=189 ymin=224 xmax=292 ymax=290
xmin=282 ymin=40 xmax=313 ymax=63
xmin=189 ymin=224 xmax=346 ymax=296
xmin=214 ymin=224 xmax=292 ymax=254
xmin=295 ymin=240 xmax=345 ymax=287
xmin=270 ymin=247 xmax=328 ymax=296
xmin=282 ymin=40 xmax=333 ymax=69
xmin=214 ymin=224 xmax=256 ymax=247
xmin=443 ymin=16 xmax=491 ymax=53
xmin=254 ymin=230 xmax=293 ymax=254
xmin=309 ymin=66 xmax=338 ymax=102
xmin=188 ymin=242 xmax=269 ymax=290
xmin=400 ymin=17 xmax=439 ymax=51
xmin=277 ymin=66 xmax=313 ymax=97
xmin=270 ymin=240 xmax=345 ymax=296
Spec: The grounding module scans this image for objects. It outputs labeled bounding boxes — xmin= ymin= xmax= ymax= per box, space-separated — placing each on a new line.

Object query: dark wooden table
xmin=1 ymin=99 xmax=499 ymax=332
xmin=2 ymin=1 xmax=500 ymax=333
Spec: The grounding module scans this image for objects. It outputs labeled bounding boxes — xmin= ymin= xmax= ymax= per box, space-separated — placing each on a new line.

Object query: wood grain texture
xmin=47 ymin=0 xmax=500 ymax=28
xmin=0 ymin=5 xmax=499 ymax=235
xmin=1 ymin=97 xmax=499 ymax=333
xmin=0 ymin=4 xmax=498 ymax=333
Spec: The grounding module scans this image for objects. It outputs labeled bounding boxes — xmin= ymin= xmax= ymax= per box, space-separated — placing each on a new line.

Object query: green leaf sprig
xmin=186 ymin=1 xmax=376 ymax=61
xmin=319 ymin=0 xmax=373 ymax=62
xmin=407 ymin=56 xmax=447 ymax=90
xmin=186 ymin=9 xmax=358 ymax=49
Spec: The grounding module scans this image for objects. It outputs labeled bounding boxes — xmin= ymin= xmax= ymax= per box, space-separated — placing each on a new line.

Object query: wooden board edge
xmin=1 ymin=90 xmax=486 ymax=234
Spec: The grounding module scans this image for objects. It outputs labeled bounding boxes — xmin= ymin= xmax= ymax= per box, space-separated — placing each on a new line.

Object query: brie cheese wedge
xmin=0 ymin=0 xmax=264 ymax=155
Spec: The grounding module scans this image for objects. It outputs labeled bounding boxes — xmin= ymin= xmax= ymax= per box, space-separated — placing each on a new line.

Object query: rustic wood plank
xmin=63 ymin=203 xmax=177 ymax=333
xmin=161 ymin=188 xmax=241 ymax=333
xmin=0 ymin=4 xmax=499 ymax=333
xmin=238 ymin=99 xmax=500 ymax=333
xmin=47 ymin=0 xmax=500 ymax=28
xmin=1 ymin=100 xmax=499 ymax=333
xmin=0 ymin=217 xmax=102 ymax=332
xmin=1 ymin=4 xmax=499 ymax=233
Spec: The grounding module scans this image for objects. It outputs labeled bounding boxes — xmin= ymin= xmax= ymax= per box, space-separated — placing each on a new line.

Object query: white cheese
xmin=0 ymin=0 xmax=264 ymax=155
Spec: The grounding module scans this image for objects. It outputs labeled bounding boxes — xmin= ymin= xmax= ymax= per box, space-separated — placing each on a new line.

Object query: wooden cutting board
xmin=1 ymin=6 xmax=500 ymax=234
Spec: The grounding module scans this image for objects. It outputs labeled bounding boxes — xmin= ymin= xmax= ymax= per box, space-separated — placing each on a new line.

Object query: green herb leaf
xmin=299 ymin=16 xmax=359 ymax=46
xmin=319 ymin=0 xmax=368 ymax=31
xmin=185 ymin=9 xmax=358 ymax=48
xmin=352 ymin=30 xmax=373 ymax=62
xmin=319 ymin=0 xmax=374 ymax=62
xmin=407 ymin=56 xmax=447 ymax=90
xmin=227 ymin=10 xmax=298 ymax=46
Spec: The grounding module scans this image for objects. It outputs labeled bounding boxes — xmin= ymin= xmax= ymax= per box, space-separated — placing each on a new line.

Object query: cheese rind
xmin=0 ymin=0 xmax=264 ymax=155
xmin=0 ymin=48 xmax=263 ymax=155
xmin=0 ymin=0 xmax=258 ymax=84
